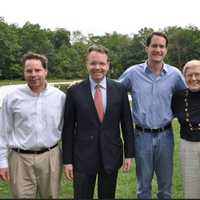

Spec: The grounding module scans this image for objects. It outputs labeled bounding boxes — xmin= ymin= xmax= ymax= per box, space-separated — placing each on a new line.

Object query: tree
xmin=166 ymin=26 xmax=200 ymax=68
xmin=0 ymin=18 xmax=21 ymax=79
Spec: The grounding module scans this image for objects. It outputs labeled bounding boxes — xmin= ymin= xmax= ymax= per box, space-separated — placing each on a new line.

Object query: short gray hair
xmin=183 ymin=60 xmax=200 ymax=76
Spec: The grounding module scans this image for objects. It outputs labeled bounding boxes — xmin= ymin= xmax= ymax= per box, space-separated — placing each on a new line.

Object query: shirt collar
xmin=25 ymin=81 xmax=49 ymax=96
xmin=144 ymin=61 xmax=168 ymax=74
xmin=89 ymin=76 xmax=107 ymax=90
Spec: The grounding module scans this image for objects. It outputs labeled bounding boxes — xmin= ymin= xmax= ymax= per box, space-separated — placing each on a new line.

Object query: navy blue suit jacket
xmin=62 ymin=78 xmax=134 ymax=173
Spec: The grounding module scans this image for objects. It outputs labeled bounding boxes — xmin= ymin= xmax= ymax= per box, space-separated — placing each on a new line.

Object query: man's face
xmin=145 ymin=35 xmax=167 ymax=64
xmin=24 ymin=59 xmax=48 ymax=92
xmin=86 ymin=51 xmax=110 ymax=83
xmin=185 ymin=65 xmax=200 ymax=92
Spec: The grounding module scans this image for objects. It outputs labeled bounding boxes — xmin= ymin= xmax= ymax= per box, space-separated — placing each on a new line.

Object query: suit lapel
xmin=103 ymin=79 xmax=112 ymax=123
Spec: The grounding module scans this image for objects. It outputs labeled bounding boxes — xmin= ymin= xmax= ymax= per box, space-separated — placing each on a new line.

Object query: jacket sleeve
xmin=62 ymin=87 xmax=76 ymax=165
xmin=120 ymin=86 xmax=135 ymax=158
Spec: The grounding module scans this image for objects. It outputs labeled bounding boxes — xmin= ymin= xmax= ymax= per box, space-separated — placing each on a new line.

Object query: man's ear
xmin=145 ymin=46 xmax=148 ymax=53
xmin=45 ymin=69 xmax=48 ymax=77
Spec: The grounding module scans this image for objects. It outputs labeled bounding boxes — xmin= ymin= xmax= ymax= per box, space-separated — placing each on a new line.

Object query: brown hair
xmin=146 ymin=32 xmax=168 ymax=47
xmin=22 ymin=52 xmax=48 ymax=69
xmin=86 ymin=44 xmax=110 ymax=62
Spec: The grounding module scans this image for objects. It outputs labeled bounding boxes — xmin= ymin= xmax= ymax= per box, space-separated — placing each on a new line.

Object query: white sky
xmin=0 ymin=0 xmax=199 ymax=36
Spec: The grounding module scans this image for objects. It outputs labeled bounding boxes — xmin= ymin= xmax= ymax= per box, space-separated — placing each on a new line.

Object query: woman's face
xmin=185 ymin=65 xmax=200 ymax=92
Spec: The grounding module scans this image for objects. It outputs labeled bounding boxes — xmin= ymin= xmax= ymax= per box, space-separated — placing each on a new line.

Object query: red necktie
xmin=94 ymin=84 xmax=104 ymax=122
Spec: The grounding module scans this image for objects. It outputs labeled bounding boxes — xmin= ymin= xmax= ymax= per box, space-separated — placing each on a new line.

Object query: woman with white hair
xmin=172 ymin=60 xmax=200 ymax=198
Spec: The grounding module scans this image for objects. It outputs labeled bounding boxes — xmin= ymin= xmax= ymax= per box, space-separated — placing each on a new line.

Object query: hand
xmin=64 ymin=164 xmax=74 ymax=181
xmin=0 ymin=168 xmax=10 ymax=181
xmin=122 ymin=158 xmax=132 ymax=172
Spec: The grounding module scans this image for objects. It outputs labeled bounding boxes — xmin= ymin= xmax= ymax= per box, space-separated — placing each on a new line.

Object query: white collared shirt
xmin=0 ymin=84 xmax=66 ymax=168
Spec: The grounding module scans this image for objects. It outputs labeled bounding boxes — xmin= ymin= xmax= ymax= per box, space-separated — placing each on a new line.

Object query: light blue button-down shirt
xmin=89 ymin=76 xmax=107 ymax=112
xmin=119 ymin=62 xmax=186 ymax=128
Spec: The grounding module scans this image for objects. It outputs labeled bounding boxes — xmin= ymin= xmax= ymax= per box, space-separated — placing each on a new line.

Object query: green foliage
xmin=165 ymin=25 xmax=200 ymax=68
xmin=0 ymin=19 xmax=200 ymax=80
xmin=0 ymin=19 xmax=21 ymax=79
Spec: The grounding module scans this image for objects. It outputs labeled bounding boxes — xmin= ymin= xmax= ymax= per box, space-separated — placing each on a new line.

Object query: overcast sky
xmin=0 ymin=0 xmax=199 ymax=35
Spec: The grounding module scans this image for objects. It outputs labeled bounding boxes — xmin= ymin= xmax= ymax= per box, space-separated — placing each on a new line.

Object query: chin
xmin=93 ymin=77 xmax=103 ymax=82
xmin=189 ymin=87 xmax=200 ymax=92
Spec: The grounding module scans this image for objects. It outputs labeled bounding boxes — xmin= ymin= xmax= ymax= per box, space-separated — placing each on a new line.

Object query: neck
xmin=29 ymin=83 xmax=47 ymax=95
xmin=147 ymin=60 xmax=163 ymax=76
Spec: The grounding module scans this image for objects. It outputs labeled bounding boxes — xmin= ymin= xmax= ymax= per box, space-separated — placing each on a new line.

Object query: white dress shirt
xmin=0 ymin=84 xmax=66 ymax=168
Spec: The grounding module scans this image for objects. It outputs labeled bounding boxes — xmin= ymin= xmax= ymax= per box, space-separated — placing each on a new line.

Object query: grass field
xmin=0 ymin=120 xmax=183 ymax=198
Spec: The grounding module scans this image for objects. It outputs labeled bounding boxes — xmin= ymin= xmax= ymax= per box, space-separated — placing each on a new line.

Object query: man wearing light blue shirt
xmin=119 ymin=32 xmax=186 ymax=199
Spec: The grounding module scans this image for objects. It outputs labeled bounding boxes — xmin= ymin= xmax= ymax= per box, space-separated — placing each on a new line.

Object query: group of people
xmin=0 ymin=31 xmax=200 ymax=199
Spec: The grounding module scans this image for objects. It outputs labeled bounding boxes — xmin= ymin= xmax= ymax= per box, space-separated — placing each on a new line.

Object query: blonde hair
xmin=183 ymin=60 xmax=200 ymax=76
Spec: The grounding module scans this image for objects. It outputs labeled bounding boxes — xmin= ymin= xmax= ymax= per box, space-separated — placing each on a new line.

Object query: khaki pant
xmin=8 ymin=145 xmax=62 ymax=198
xmin=180 ymin=139 xmax=200 ymax=199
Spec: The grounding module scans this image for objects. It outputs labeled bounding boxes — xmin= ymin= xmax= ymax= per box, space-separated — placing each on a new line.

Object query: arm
xmin=58 ymin=92 xmax=66 ymax=132
xmin=0 ymin=127 xmax=10 ymax=181
xmin=62 ymin=87 xmax=76 ymax=180
xmin=175 ymin=70 xmax=187 ymax=91
xmin=120 ymin=86 xmax=135 ymax=172
xmin=118 ymin=69 xmax=132 ymax=93
xmin=0 ymin=97 xmax=13 ymax=181
xmin=171 ymin=93 xmax=176 ymax=117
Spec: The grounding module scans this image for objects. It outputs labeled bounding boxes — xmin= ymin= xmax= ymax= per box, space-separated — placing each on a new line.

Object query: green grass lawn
xmin=0 ymin=120 xmax=183 ymax=198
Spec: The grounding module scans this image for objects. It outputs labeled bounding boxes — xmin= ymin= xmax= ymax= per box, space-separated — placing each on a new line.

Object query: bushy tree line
xmin=0 ymin=17 xmax=200 ymax=80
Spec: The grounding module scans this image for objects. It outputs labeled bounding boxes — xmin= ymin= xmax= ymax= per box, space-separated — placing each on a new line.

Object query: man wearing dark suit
xmin=62 ymin=44 xmax=134 ymax=199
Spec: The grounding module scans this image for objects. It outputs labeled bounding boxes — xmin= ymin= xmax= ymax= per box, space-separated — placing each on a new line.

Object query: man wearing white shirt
xmin=0 ymin=52 xmax=66 ymax=198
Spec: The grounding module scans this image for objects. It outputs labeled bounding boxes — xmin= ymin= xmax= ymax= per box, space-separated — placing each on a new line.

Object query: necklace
xmin=184 ymin=89 xmax=200 ymax=131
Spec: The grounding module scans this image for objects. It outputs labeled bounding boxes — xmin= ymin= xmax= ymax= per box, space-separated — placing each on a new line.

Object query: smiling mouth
xmin=30 ymin=79 xmax=39 ymax=83
xmin=190 ymin=82 xmax=200 ymax=86
xmin=153 ymin=54 xmax=162 ymax=56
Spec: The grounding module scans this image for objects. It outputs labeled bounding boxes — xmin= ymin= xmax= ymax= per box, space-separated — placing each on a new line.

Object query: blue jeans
xmin=134 ymin=128 xmax=174 ymax=199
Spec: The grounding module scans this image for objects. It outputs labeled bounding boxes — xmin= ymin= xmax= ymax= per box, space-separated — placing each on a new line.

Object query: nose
xmin=191 ymin=74 xmax=197 ymax=80
xmin=155 ymin=46 xmax=161 ymax=51
xmin=94 ymin=63 xmax=101 ymax=69
xmin=30 ymin=71 xmax=36 ymax=76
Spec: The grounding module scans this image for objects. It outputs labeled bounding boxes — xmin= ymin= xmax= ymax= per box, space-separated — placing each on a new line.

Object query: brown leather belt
xmin=12 ymin=143 xmax=58 ymax=154
xmin=135 ymin=123 xmax=171 ymax=133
